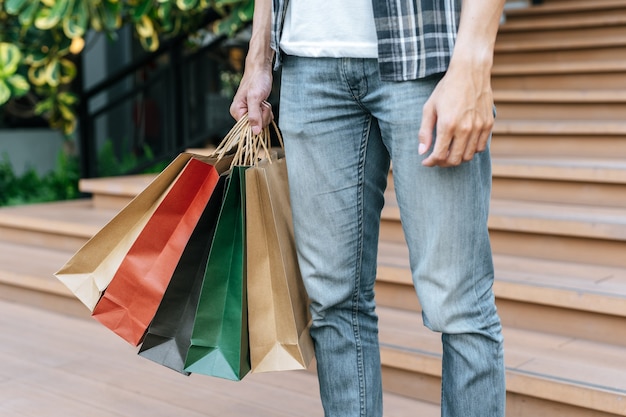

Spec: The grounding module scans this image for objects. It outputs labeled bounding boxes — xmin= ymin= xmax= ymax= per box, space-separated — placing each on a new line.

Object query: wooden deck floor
xmin=0 ymin=299 xmax=439 ymax=417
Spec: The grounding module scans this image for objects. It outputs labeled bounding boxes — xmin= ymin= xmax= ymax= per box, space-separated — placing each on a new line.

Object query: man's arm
xmin=229 ymin=0 xmax=274 ymax=135
xmin=418 ymin=0 xmax=505 ymax=167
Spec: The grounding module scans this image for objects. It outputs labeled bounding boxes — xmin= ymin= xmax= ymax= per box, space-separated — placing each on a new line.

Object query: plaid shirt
xmin=271 ymin=0 xmax=461 ymax=81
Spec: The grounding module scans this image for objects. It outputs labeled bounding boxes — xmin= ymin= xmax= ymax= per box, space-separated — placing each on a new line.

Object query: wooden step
xmin=0 ymin=300 xmax=440 ymax=417
xmin=496 ymin=24 xmax=626 ymax=53
xmin=493 ymin=119 xmax=626 ymax=137
xmin=491 ymin=133 xmax=626 ymax=159
xmin=381 ymin=196 xmax=626 ymax=268
xmin=0 ymin=241 xmax=88 ymax=318
xmin=502 ymin=11 xmax=626 ymax=33
xmin=489 ymin=200 xmax=626 ymax=269
xmin=382 ymin=195 xmax=626 ymax=243
xmin=492 ymin=71 xmax=626 ymax=91
xmin=379 ymin=307 xmax=626 ymax=417
xmin=493 ymin=57 xmax=626 ymax=76
xmin=79 ymin=174 xmax=156 ymax=210
xmin=492 ymin=177 xmax=626 ymax=207
xmin=502 ymin=0 xmax=626 ymax=24
xmin=495 ymin=89 xmax=626 ymax=104
xmin=494 ymin=90 xmax=626 ymax=120
xmin=376 ymin=240 xmax=626 ymax=346
xmin=491 ymin=56 xmax=626 ymax=91
xmin=0 ymin=200 xmax=117 ymax=251
xmin=493 ymin=156 xmax=626 ymax=184
xmin=491 ymin=156 xmax=626 ymax=206
xmin=489 ymin=199 xmax=626 ymax=241
xmin=495 ymin=103 xmax=626 ymax=122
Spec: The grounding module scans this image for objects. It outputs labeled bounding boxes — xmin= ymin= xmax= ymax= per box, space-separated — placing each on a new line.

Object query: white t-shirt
xmin=279 ymin=0 xmax=378 ymax=59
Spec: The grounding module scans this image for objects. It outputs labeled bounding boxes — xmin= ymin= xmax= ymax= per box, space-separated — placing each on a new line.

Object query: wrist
xmin=448 ymin=46 xmax=493 ymax=79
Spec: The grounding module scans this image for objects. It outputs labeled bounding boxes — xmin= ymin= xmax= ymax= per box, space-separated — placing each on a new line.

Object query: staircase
xmin=2 ymin=1 xmax=626 ymax=416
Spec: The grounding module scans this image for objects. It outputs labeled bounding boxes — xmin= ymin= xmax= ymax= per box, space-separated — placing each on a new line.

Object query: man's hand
xmin=229 ymin=0 xmax=274 ymax=135
xmin=230 ymin=65 xmax=274 ymax=135
xmin=418 ymin=0 xmax=504 ymax=168
xmin=418 ymin=64 xmax=494 ymax=168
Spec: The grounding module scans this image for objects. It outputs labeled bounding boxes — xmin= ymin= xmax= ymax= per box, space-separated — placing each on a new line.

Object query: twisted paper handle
xmin=209 ymin=114 xmax=283 ymax=168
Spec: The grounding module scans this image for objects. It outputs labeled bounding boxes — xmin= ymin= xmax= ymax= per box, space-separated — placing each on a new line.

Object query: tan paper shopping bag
xmin=55 ymin=154 xmax=193 ymax=311
xmin=245 ymin=152 xmax=315 ymax=373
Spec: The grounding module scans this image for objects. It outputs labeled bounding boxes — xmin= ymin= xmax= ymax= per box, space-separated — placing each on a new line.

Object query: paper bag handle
xmin=210 ymin=114 xmax=283 ymax=168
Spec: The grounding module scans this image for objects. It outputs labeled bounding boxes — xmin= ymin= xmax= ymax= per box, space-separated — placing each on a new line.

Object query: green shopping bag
xmin=184 ymin=166 xmax=250 ymax=381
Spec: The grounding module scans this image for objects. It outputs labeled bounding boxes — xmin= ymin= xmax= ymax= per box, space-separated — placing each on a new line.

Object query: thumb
xmin=418 ymin=103 xmax=436 ymax=155
xmin=247 ymin=97 xmax=264 ymax=136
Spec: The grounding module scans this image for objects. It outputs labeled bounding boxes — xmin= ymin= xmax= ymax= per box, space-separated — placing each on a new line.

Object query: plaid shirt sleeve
xmin=271 ymin=0 xmax=288 ymax=70
xmin=271 ymin=0 xmax=461 ymax=82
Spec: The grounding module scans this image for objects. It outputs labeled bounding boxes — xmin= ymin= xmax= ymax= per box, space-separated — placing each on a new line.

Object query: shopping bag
xmin=54 ymin=154 xmax=193 ymax=311
xmin=245 ymin=149 xmax=314 ymax=372
xmin=92 ymin=157 xmax=221 ymax=346
xmin=138 ymin=174 xmax=226 ymax=374
xmin=184 ymin=165 xmax=250 ymax=381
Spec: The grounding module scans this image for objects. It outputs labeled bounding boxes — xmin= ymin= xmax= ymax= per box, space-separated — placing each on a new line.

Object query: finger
xmin=422 ymin=120 xmax=453 ymax=167
xmin=260 ymin=100 xmax=274 ymax=127
xmin=247 ymin=96 xmax=266 ymax=135
xmin=461 ymin=132 xmax=480 ymax=162
xmin=477 ymin=108 xmax=494 ymax=153
xmin=229 ymin=96 xmax=248 ymax=121
xmin=418 ymin=102 xmax=436 ymax=156
xmin=476 ymin=126 xmax=492 ymax=153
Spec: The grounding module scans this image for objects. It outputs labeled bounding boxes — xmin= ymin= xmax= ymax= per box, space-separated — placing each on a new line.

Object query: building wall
xmin=0 ymin=129 xmax=65 ymax=176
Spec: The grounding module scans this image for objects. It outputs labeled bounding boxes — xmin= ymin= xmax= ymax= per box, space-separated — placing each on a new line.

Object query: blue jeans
xmin=279 ymin=56 xmax=505 ymax=417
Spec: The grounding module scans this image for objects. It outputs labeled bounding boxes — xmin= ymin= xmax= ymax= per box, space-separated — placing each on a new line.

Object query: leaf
xmin=135 ymin=14 xmax=155 ymax=38
xmin=100 ymin=0 xmax=123 ymax=31
xmin=58 ymin=102 xmax=74 ymax=121
xmin=45 ymin=58 xmax=61 ymax=87
xmin=58 ymin=91 xmax=78 ymax=105
xmin=7 ymin=74 xmax=30 ymax=96
xmin=89 ymin=2 xmax=104 ymax=31
xmin=63 ymin=0 xmax=88 ymax=38
xmin=156 ymin=1 xmax=173 ymax=30
xmin=28 ymin=63 xmax=48 ymax=86
xmin=0 ymin=43 xmax=22 ymax=78
xmin=62 ymin=117 xmax=77 ymax=135
xmin=24 ymin=50 xmax=48 ymax=65
xmin=35 ymin=0 xmax=70 ymax=30
xmin=18 ymin=0 xmax=40 ymax=26
xmin=132 ymin=0 xmax=153 ymax=21
xmin=236 ymin=0 xmax=254 ymax=21
xmin=140 ymin=31 xmax=160 ymax=52
xmin=5 ymin=0 xmax=29 ymax=15
xmin=0 ymin=80 xmax=11 ymax=106
xmin=176 ymin=0 xmax=198 ymax=11
xmin=34 ymin=97 xmax=54 ymax=114
xmin=58 ymin=58 xmax=76 ymax=84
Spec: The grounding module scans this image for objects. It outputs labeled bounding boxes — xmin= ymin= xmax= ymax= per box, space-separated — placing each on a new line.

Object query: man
xmin=231 ymin=0 xmax=506 ymax=416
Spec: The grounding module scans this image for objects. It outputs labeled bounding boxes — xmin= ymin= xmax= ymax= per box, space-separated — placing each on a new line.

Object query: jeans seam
xmin=342 ymin=58 xmax=370 ymax=106
xmin=353 ymin=115 xmax=371 ymax=417
xmin=471 ymin=153 xmax=496 ymax=333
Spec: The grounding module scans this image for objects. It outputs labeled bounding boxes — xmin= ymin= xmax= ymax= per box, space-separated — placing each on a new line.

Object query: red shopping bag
xmin=92 ymin=157 xmax=220 ymax=346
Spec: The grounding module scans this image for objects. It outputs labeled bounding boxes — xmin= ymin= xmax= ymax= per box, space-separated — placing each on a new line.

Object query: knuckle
xmin=448 ymin=156 xmax=463 ymax=166
xmin=462 ymin=153 xmax=475 ymax=162
xmin=456 ymin=122 xmax=473 ymax=136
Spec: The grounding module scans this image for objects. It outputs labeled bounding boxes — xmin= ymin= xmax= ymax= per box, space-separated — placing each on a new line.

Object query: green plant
xmin=0 ymin=139 xmax=172 ymax=206
xmin=0 ymin=151 xmax=79 ymax=206
xmin=0 ymin=0 xmax=253 ymax=135
xmin=0 ymin=43 xmax=29 ymax=105
xmin=97 ymin=139 xmax=166 ymax=177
